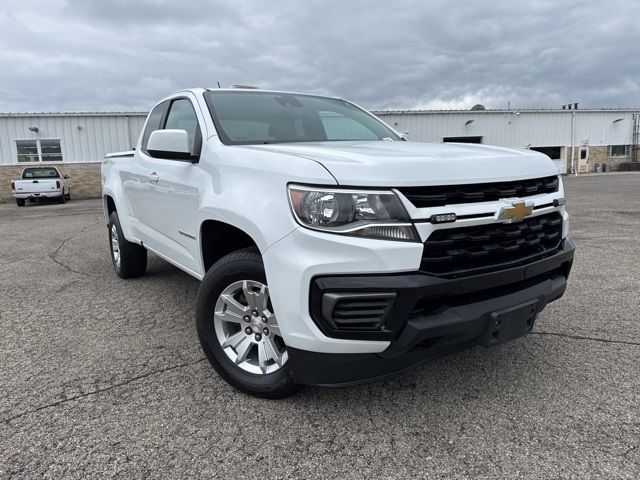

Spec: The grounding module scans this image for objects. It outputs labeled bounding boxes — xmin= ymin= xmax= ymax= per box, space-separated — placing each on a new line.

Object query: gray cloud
xmin=0 ymin=0 xmax=639 ymax=112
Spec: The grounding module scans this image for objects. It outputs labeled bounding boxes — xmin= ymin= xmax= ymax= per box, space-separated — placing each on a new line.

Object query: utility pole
xmin=632 ymin=114 xmax=639 ymax=162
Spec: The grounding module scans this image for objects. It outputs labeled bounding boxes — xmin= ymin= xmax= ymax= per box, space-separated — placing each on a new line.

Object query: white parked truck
xmin=12 ymin=166 xmax=70 ymax=206
xmin=101 ymin=88 xmax=574 ymax=398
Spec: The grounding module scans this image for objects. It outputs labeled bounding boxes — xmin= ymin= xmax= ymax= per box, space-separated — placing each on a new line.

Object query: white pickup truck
xmin=11 ymin=166 xmax=70 ymax=206
xmin=102 ymin=88 xmax=574 ymax=398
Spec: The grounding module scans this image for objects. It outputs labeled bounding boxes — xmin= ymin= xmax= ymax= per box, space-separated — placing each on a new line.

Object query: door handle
xmin=148 ymin=172 xmax=159 ymax=183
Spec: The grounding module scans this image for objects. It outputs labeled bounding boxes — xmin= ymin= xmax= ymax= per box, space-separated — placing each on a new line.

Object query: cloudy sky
xmin=1 ymin=0 xmax=639 ymax=112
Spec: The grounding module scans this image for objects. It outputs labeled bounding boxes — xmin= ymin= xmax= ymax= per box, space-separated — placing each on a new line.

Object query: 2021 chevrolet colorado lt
xmin=101 ymin=88 xmax=574 ymax=398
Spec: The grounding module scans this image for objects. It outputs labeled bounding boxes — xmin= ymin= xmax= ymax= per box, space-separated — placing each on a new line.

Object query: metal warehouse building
xmin=1 ymin=107 xmax=639 ymax=201
xmin=0 ymin=112 xmax=147 ymax=201
xmin=375 ymin=107 xmax=640 ymax=175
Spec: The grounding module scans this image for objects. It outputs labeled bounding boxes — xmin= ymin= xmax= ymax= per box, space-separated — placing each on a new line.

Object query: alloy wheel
xmin=213 ymin=280 xmax=288 ymax=375
xmin=110 ymin=224 xmax=121 ymax=268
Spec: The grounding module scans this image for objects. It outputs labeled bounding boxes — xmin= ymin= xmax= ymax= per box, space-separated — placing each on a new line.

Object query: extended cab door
xmin=122 ymin=100 xmax=169 ymax=241
xmin=129 ymin=96 xmax=205 ymax=276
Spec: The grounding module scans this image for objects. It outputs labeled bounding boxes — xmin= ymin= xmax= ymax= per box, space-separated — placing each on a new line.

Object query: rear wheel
xmin=16 ymin=198 xmax=25 ymax=207
xmin=58 ymin=192 xmax=66 ymax=204
xmin=196 ymin=249 xmax=301 ymax=399
xmin=108 ymin=211 xmax=147 ymax=279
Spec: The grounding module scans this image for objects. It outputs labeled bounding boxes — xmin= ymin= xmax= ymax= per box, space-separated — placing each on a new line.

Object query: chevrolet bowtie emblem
xmin=497 ymin=201 xmax=534 ymax=223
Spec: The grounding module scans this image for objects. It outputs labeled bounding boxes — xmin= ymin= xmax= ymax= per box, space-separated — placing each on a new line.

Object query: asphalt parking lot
xmin=1 ymin=174 xmax=638 ymax=479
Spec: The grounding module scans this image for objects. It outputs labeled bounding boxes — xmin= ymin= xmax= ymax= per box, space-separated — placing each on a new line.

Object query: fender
xmin=101 ymin=159 xmax=138 ymax=244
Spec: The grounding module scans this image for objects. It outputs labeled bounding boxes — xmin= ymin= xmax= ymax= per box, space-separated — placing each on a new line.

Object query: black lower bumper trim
xmin=288 ymin=343 xmax=473 ymax=387
xmin=381 ymin=272 xmax=566 ymax=358
xmin=291 ymin=274 xmax=567 ymax=386
xmin=293 ymin=239 xmax=575 ymax=386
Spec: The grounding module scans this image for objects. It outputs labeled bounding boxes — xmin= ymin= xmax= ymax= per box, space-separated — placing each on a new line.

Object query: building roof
xmin=0 ymin=112 xmax=148 ymax=118
xmin=374 ymin=108 xmax=640 ymax=115
xmin=2 ymin=107 xmax=640 ymax=118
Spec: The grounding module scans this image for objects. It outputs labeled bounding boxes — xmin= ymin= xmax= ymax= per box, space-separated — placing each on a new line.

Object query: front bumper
xmin=289 ymin=238 xmax=574 ymax=386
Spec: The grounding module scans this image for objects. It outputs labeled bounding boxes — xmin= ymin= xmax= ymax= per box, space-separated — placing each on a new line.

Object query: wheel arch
xmin=102 ymin=191 xmax=135 ymax=243
xmin=200 ymin=219 xmax=260 ymax=272
xmin=103 ymin=194 xmax=117 ymax=220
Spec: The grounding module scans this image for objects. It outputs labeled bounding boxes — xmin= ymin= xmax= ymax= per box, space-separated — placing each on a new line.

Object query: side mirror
xmin=64 ymin=175 xmax=69 ymax=179
xmin=147 ymin=129 xmax=197 ymax=162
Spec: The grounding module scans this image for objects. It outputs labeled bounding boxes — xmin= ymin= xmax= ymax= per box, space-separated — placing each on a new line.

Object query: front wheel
xmin=196 ymin=248 xmax=301 ymax=399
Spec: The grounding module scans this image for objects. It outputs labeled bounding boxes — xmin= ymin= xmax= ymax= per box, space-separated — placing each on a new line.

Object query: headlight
xmin=288 ymin=185 xmax=419 ymax=241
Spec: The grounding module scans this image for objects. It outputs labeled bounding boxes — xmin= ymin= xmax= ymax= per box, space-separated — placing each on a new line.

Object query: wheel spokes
xmin=242 ymin=280 xmax=258 ymax=310
xmin=217 ymin=293 xmax=249 ymax=323
xmin=234 ymin=336 xmax=254 ymax=365
xmin=259 ymin=284 xmax=269 ymax=311
xmin=266 ymin=313 xmax=281 ymax=337
xmin=221 ymin=330 xmax=247 ymax=349
xmin=257 ymin=342 xmax=269 ymax=373
xmin=258 ymin=335 xmax=284 ymax=372
xmin=265 ymin=335 xmax=284 ymax=367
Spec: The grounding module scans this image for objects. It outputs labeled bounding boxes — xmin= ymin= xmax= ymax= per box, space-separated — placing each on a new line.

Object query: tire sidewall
xmin=196 ymin=252 xmax=297 ymax=397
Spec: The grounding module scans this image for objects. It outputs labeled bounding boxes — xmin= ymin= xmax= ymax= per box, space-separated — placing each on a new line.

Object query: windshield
xmin=204 ymin=91 xmax=400 ymax=145
xmin=22 ymin=167 xmax=60 ymax=179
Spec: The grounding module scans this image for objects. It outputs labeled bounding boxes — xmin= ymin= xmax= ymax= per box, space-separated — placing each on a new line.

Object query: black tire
xmin=196 ymin=248 xmax=302 ymax=399
xmin=58 ymin=192 xmax=66 ymax=204
xmin=66 ymin=189 xmax=71 ymax=201
xmin=108 ymin=211 xmax=147 ymax=279
xmin=16 ymin=198 xmax=26 ymax=207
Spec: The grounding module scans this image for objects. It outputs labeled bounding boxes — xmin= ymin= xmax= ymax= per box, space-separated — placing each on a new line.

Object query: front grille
xmin=398 ymin=176 xmax=559 ymax=208
xmin=421 ymin=212 xmax=563 ymax=276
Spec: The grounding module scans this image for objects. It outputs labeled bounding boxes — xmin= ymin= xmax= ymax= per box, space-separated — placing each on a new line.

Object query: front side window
xmin=16 ymin=139 xmax=63 ymax=163
xmin=163 ymin=98 xmax=201 ymax=155
xmin=204 ymin=91 xmax=400 ymax=145
xmin=141 ymin=101 xmax=169 ymax=153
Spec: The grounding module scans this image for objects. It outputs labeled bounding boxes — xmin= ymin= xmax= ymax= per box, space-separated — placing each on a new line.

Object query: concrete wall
xmin=0 ymin=162 xmax=101 ymax=202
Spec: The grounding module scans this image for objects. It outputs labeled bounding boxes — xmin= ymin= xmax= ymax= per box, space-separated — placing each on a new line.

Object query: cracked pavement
xmin=0 ymin=175 xmax=638 ymax=479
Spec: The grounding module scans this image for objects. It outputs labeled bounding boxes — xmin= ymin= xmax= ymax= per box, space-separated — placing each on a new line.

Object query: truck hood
xmin=242 ymin=141 xmax=559 ymax=186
